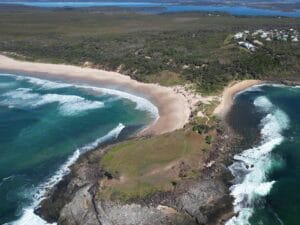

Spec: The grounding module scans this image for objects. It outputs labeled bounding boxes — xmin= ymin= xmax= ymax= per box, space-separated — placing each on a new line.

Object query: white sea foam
xmin=267 ymin=83 xmax=287 ymax=88
xmin=16 ymin=75 xmax=72 ymax=90
xmin=3 ymin=88 xmax=40 ymax=100
xmin=6 ymin=123 xmax=125 ymax=225
xmin=34 ymin=93 xmax=104 ymax=116
xmin=226 ymin=208 xmax=253 ymax=225
xmin=1 ymin=88 xmax=104 ymax=116
xmin=84 ymin=86 xmax=159 ymax=119
xmin=1 ymin=73 xmax=71 ymax=90
xmin=234 ymin=85 xmax=264 ymax=100
xmin=0 ymin=72 xmax=158 ymax=224
xmin=234 ymin=83 xmax=294 ymax=101
xmin=80 ymin=123 xmax=125 ymax=152
xmin=226 ymin=96 xmax=289 ymax=225
xmin=234 ymin=84 xmax=266 ymax=100
xmin=0 ymin=73 xmax=159 ymax=120
xmin=5 ymin=205 xmax=57 ymax=225
xmin=253 ymin=96 xmax=273 ymax=112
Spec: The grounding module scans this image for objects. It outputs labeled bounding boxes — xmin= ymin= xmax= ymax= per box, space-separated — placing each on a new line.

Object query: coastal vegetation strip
xmin=0 ymin=9 xmax=299 ymax=94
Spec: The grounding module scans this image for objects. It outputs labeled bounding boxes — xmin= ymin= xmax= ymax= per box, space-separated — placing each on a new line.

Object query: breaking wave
xmin=82 ymin=86 xmax=159 ymax=120
xmin=226 ymin=96 xmax=289 ymax=225
xmin=16 ymin=75 xmax=72 ymax=90
xmin=0 ymin=73 xmax=159 ymax=119
xmin=1 ymin=88 xmax=104 ymax=116
xmin=0 ymin=73 xmax=158 ymax=224
xmin=6 ymin=123 xmax=125 ymax=225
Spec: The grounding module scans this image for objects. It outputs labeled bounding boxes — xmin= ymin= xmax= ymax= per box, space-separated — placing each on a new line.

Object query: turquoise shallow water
xmin=0 ymin=72 xmax=157 ymax=224
xmin=226 ymin=84 xmax=300 ymax=225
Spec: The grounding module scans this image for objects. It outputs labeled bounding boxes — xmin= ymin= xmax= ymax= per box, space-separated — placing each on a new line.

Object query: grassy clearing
xmin=100 ymin=129 xmax=214 ymax=201
xmin=145 ymin=71 xmax=184 ymax=86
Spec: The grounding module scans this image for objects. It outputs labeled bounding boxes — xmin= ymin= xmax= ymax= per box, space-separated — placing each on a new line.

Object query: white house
xmin=238 ymin=41 xmax=256 ymax=51
xmin=234 ymin=32 xmax=244 ymax=40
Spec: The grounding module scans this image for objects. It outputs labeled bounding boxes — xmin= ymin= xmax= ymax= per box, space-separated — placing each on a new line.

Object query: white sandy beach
xmin=214 ymin=79 xmax=263 ymax=118
xmin=0 ymin=54 xmax=191 ymax=135
xmin=0 ymin=55 xmax=263 ymax=134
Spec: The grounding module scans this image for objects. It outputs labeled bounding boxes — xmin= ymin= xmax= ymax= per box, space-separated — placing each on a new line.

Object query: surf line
xmin=0 ymin=73 xmax=158 ymax=224
xmin=8 ymin=123 xmax=125 ymax=225
xmin=226 ymin=95 xmax=289 ymax=225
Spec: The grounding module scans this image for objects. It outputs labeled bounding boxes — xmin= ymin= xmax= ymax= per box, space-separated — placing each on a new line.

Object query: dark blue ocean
xmin=226 ymin=84 xmax=300 ymax=225
xmin=0 ymin=72 xmax=158 ymax=224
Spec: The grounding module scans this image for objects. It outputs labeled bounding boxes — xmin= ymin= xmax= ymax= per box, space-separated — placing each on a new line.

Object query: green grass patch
xmin=102 ymin=130 xmax=206 ymax=177
xmin=100 ymin=129 xmax=212 ymax=201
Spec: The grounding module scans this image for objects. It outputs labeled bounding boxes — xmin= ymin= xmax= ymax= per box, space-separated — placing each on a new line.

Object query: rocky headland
xmin=35 ymin=119 xmax=242 ymax=225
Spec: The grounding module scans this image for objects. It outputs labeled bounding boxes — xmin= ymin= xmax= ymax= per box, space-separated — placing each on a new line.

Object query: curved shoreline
xmin=224 ymin=84 xmax=292 ymax=225
xmin=0 ymin=55 xmax=267 ymax=133
xmin=0 ymin=54 xmax=190 ymax=135
xmin=214 ymin=80 xmax=263 ymax=118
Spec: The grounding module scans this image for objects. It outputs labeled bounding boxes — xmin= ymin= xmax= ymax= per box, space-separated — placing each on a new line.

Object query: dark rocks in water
xmin=35 ymin=148 xmax=109 ymax=223
xmin=34 ymin=174 xmax=73 ymax=223
xmin=280 ymin=79 xmax=300 ymax=86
